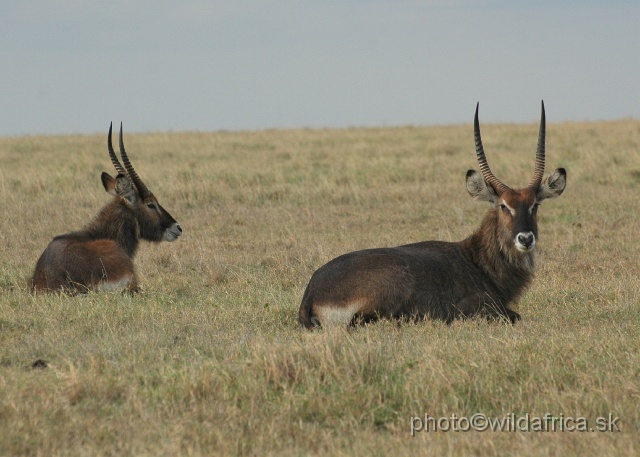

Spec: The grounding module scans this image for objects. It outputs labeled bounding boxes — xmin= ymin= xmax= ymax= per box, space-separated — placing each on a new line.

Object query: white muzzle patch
xmin=164 ymin=222 xmax=183 ymax=242
xmin=515 ymin=231 xmax=536 ymax=252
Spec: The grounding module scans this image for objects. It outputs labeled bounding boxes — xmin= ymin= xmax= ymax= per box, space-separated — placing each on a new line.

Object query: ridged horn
xmin=107 ymin=122 xmax=127 ymax=176
xmin=528 ymin=100 xmax=546 ymax=190
xmin=474 ymin=103 xmax=509 ymax=195
xmin=119 ymin=123 xmax=151 ymax=198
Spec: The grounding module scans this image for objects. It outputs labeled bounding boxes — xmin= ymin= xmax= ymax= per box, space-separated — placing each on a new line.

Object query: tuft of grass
xmin=1 ymin=120 xmax=639 ymax=456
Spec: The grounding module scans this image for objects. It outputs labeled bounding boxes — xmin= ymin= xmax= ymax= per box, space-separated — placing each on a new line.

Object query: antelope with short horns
xmin=31 ymin=123 xmax=183 ymax=293
xmin=299 ymin=102 xmax=566 ymax=327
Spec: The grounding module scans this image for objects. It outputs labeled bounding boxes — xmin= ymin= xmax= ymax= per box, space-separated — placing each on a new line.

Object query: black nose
xmin=176 ymin=224 xmax=182 ymax=233
xmin=517 ymin=233 xmax=534 ymax=248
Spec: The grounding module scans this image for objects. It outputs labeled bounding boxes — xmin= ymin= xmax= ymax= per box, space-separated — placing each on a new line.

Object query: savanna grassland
xmin=1 ymin=119 xmax=639 ymax=456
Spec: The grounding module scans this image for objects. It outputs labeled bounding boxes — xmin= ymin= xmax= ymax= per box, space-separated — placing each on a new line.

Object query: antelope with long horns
xmin=299 ymin=102 xmax=566 ymax=327
xmin=31 ymin=124 xmax=182 ymax=293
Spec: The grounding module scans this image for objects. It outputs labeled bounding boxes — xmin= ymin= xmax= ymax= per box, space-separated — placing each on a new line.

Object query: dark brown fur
xmin=299 ymin=103 xmax=566 ymax=328
xmin=31 ymin=124 xmax=182 ymax=293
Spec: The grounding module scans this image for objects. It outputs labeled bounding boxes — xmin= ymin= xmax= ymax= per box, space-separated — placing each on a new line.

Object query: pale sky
xmin=1 ymin=1 xmax=638 ymax=136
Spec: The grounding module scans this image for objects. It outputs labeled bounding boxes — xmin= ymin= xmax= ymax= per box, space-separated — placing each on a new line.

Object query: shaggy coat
xmin=299 ymin=102 xmax=566 ymax=327
xmin=31 ymin=124 xmax=182 ymax=293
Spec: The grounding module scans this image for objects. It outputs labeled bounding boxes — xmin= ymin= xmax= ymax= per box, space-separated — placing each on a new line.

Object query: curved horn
xmin=107 ymin=122 xmax=127 ymax=176
xmin=119 ymin=123 xmax=151 ymax=198
xmin=474 ymin=103 xmax=509 ymax=195
xmin=528 ymin=100 xmax=546 ymax=190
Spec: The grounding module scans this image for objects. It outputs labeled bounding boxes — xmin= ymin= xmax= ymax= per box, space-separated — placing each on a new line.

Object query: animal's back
xmin=299 ymin=240 xmax=483 ymax=327
xmin=31 ymin=235 xmax=136 ymax=293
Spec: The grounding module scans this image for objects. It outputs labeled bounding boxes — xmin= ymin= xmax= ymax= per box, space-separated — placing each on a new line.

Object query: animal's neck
xmin=463 ymin=209 xmax=535 ymax=302
xmin=83 ymin=199 xmax=140 ymax=257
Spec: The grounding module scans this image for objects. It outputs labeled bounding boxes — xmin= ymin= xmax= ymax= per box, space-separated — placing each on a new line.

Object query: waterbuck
xmin=299 ymin=102 xmax=566 ymax=327
xmin=31 ymin=123 xmax=182 ymax=293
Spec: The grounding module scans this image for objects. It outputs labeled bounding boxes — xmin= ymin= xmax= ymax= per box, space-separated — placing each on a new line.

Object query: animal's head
xmin=101 ymin=123 xmax=182 ymax=242
xmin=466 ymin=102 xmax=566 ymax=254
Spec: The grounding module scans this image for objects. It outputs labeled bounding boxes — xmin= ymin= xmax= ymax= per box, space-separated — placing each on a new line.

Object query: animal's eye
xmin=500 ymin=204 xmax=510 ymax=214
xmin=146 ymin=203 xmax=157 ymax=210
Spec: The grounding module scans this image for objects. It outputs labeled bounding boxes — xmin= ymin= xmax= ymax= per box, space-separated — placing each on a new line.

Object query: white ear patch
xmin=115 ymin=175 xmax=137 ymax=205
xmin=537 ymin=168 xmax=567 ymax=201
xmin=466 ymin=170 xmax=499 ymax=204
xmin=466 ymin=172 xmax=486 ymax=195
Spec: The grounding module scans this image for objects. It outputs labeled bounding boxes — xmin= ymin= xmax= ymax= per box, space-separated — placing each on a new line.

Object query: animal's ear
xmin=537 ymin=168 xmax=566 ymax=201
xmin=114 ymin=174 xmax=137 ymax=206
xmin=101 ymin=172 xmax=116 ymax=196
xmin=466 ymin=169 xmax=499 ymax=205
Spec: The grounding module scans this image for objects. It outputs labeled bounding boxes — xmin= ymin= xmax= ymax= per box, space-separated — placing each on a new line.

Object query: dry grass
xmin=1 ymin=120 xmax=639 ymax=456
